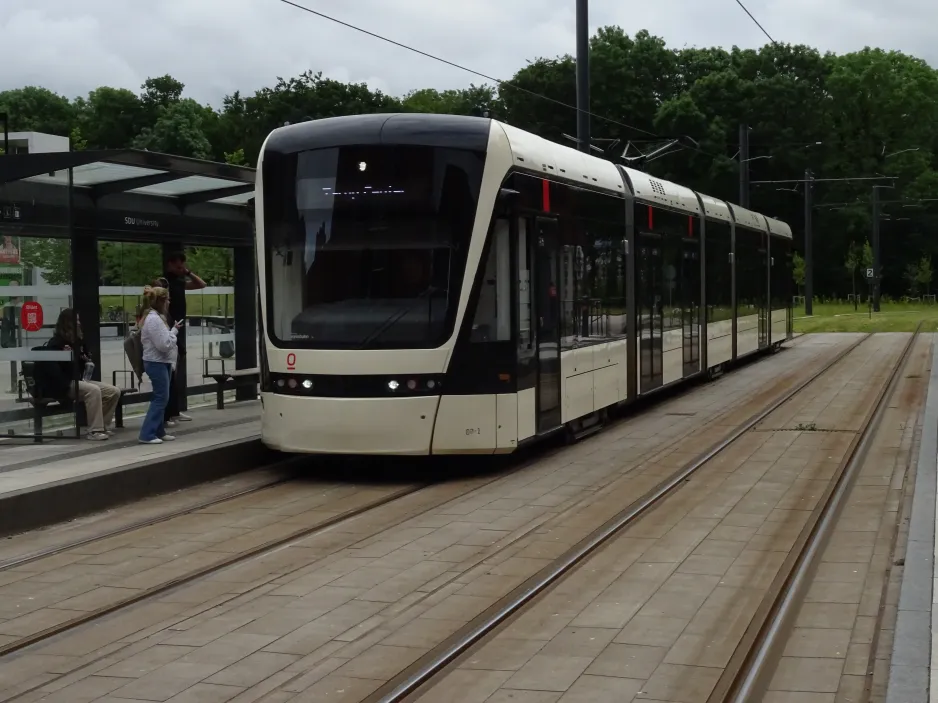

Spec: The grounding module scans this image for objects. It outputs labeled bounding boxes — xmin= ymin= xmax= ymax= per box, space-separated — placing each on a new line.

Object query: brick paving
xmin=0 ymin=334 xmax=895 ymax=703
xmin=761 ymin=334 xmax=931 ymax=703
xmin=406 ymin=334 xmax=913 ymax=703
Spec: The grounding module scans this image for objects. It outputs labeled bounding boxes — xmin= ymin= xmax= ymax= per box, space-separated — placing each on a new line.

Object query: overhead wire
xmin=275 ymin=0 xmax=728 ymax=161
xmin=731 ymin=0 xmax=777 ymax=44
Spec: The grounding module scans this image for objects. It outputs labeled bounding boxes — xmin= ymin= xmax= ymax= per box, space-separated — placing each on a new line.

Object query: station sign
xmin=21 ymin=301 xmax=43 ymax=332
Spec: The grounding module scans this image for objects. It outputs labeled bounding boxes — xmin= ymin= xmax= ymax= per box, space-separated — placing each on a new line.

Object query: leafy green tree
xmin=19 ymin=239 xmax=72 ymax=285
xmin=73 ymin=87 xmax=144 ymax=149
xmin=98 ymin=243 xmax=162 ymax=285
xmin=793 ymin=252 xmax=805 ymax=295
xmin=0 ymin=86 xmax=75 ymax=135
xmin=916 ymin=256 xmax=933 ymax=295
xmin=132 ymin=99 xmax=213 ymax=159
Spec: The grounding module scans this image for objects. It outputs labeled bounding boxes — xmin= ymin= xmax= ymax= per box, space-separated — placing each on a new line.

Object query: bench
xmin=18 ymin=362 xmax=137 ymax=441
xmin=203 ymin=365 xmax=260 ymax=409
xmin=110 ymin=370 xmax=140 ymax=428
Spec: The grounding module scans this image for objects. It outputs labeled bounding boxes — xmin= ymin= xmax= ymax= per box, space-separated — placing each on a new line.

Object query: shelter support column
xmin=233 ymin=245 xmax=257 ymax=402
xmin=72 ymin=233 xmax=100 ymax=381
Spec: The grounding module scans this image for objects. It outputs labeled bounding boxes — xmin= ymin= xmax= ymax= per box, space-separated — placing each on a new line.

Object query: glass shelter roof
xmin=0 ymin=149 xmax=255 ymax=208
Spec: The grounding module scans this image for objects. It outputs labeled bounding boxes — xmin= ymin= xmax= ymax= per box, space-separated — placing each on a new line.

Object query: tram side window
xmin=706 ymin=220 xmax=732 ymax=323
xmin=552 ymin=182 xmax=626 ymax=346
xmin=470 ymin=220 xmax=512 ymax=343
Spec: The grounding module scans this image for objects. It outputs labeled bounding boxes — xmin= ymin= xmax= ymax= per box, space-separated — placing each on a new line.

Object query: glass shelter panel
xmin=185 ymin=247 xmax=237 ymax=407
xmin=0 ymin=171 xmax=78 ymax=438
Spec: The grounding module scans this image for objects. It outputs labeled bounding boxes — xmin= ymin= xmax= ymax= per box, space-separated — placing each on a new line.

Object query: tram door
xmin=758 ymin=234 xmax=769 ymax=349
xmin=638 ymin=234 xmax=663 ymax=392
xmin=533 ymin=218 xmax=563 ymax=433
xmin=682 ymin=234 xmax=701 ymax=376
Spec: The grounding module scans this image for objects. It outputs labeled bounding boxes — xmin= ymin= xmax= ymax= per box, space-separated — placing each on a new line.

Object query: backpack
xmin=124 ymin=328 xmax=144 ymax=382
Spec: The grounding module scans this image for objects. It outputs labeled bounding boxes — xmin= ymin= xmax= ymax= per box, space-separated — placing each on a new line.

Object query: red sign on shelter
xmin=21 ymin=301 xmax=43 ymax=333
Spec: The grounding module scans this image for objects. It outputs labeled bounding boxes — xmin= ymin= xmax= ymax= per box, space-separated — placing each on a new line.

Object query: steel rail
xmin=713 ymin=323 xmax=922 ymax=703
xmin=0 ymin=483 xmax=426 ymax=659
xmin=0 ymin=470 xmax=302 ymax=572
xmin=370 ymin=333 xmax=873 ymax=703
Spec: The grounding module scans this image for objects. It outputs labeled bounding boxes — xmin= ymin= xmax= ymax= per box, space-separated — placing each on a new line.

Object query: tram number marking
xmin=465 ymin=428 xmax=481 ymax=436
xmin=286 ymin=353 xmax=296 ymax=370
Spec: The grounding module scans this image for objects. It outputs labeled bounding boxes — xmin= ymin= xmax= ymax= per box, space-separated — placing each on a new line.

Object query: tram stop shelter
xmin=0 ymin=148 xmax=257 ymax=440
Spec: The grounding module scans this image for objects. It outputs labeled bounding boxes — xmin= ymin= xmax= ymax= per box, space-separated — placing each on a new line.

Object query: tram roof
xmin=728 ymin=203 xmax=769 ymax=233
xmin=620 ymin=167 xmax=702 ymax=216
xmin=764 ymin=215 xmax=793 ymax=239
xmin=697 ymin=192 xmax=733 ymax=223
xmin=498 ymin=122 xmax=626 ymax=195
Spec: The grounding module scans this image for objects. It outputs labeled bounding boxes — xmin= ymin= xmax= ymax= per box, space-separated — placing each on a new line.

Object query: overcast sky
xmin=1 ymin=0 xmax=935 ymax=107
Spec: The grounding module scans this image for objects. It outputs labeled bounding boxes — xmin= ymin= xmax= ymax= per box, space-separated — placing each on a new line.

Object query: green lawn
xmin=793 ymin=301 xmax=938 ymax=333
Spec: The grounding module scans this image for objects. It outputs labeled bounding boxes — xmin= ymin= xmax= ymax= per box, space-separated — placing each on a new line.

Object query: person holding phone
xmin=163 ymin=251 xmax=206 ymax=426
xmin=138 ymin=286 xmax=181 ymax=444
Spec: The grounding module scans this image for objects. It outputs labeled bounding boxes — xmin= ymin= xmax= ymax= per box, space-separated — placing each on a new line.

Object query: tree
xmin=914 ymin=256 xmax=933 ymax=296
xmin=844 ymin=239 xmax=874 ymax=309
xmin=19 ymin=239 xmax=72 ymax=285
xmin=793 ymin=252 xmax=805 ymax=296
xmin=132 ymin=99 xmax=213 ymax=159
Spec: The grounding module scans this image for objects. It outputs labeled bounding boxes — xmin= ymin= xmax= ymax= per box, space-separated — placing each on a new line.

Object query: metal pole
xmin=739 ymin=124 xmax=750 ymax=208
xmin=1 ymin=112 xmax=7 ymax=155
xmin=872 ymin=186 xmax=881 ymax=312
xmin=804 ymin=168 xmax=813 ymax=316
xmin=575 ymin=0 xmax=590 ymax=154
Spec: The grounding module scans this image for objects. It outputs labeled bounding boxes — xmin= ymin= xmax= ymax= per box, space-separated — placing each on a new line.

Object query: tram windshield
xmin=262 ymin=144 xmax=484 ymax=349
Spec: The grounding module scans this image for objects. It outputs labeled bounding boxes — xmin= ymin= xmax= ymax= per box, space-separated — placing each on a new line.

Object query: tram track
xmin=0 ymin=471 xmax=299 ymax=573
xmin=362 ymin=331 xmax=896 ymax=703
xmin=0 ymin=334 xmax=874 ymax=699
xmin=710 ymin=323 xmax=923 ymax=702
xmin=0 ymin=483 xmax=428 ymax=659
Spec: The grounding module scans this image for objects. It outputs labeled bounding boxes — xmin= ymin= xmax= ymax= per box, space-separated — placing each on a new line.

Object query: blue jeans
xmin=141 ymin=361 xmax=172 ymax=441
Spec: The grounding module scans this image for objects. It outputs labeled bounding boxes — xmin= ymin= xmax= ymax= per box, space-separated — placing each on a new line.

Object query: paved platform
xmin=0 ymin=334 xmax=875 ymax=703
xmin=0 ymin=401 xmax=270 ymax=536
xmin=4 ymin=333 xmax=935 ymax=703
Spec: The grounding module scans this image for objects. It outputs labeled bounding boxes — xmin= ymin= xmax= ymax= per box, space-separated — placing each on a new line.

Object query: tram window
xmin=706 ymin=220 xmax=732 ymax=323
xmin=517 ymin=219 xmax=533 ymax=352
xmin=470 ymin=220 xmax=511 ymax=343
xmin=262 ymin=144 xmax=484 ymax=349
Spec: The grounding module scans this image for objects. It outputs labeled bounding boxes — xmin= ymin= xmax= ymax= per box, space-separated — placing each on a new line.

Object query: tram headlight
xmin=388 ymin=380 xmax=399 ymax=391
xmin=426 ymin=380 xmax=436 ymax=389
xmin=406 ymin=379 xmax=417 ymax=390
xmin=301 ymin=379 xmax=313 ymax=390
xmin=287 ymin=378 xmax=298 ymax=389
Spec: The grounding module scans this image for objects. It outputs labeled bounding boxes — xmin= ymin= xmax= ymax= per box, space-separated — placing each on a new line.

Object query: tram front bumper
xmin=260 ymin=393 xmax=440 ymax=455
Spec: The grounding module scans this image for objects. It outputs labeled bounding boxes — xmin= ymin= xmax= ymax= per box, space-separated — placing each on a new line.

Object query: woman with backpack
xmin=138 ymin=285 xmax=183 ymax=445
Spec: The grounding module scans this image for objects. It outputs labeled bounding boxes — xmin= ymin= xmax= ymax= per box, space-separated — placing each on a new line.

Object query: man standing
xmin=163 ymin=250 xmax=206 ymax=426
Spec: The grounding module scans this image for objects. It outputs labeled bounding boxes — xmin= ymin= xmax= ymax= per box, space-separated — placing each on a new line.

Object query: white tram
xmin=255 ymin=114 xmax=793 ymax=455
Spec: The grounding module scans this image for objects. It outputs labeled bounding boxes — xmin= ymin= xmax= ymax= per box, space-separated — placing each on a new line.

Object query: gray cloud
xmin=1 ymin=0 xmax=935 ymax=107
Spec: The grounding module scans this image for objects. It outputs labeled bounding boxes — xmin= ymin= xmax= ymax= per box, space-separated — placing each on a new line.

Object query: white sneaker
xmin=139 ymin=438 xmax=163 ymax=445
xmin=161 ymin=434 xmax=176 ymax=441
xmin=177 ymin=414 xmax=193 ymax=422
xmin=86 ymin=432 xmax=109 ymax=441
xmin=165 ymin=420 xmax=178 ymax=428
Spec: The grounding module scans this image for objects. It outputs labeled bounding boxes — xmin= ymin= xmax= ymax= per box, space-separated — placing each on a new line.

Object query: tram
xmin=255 ymin=113 xmax=793 ymax=455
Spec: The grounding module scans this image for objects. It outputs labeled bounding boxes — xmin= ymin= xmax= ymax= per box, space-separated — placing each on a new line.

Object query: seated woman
xmin=43 ymin=308 xmax=121 ymax=441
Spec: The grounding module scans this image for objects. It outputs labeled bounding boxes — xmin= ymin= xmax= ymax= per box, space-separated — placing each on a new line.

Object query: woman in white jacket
xmin=138 ymin=286 xmax=183 ymax=444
